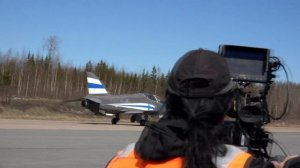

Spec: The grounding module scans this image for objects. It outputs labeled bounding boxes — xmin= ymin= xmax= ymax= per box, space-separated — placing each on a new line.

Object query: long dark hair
xmin=164 ymin=91 xmax=233 ymax=168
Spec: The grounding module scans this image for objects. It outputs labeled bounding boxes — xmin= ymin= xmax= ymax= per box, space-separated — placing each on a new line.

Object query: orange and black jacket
xmin=106 ymin=119 xmax=275 ymax=168
xmin=106 ymin=143 xmax=263 ymax=168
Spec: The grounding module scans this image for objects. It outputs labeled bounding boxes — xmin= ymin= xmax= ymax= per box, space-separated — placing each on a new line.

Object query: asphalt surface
xmin=0 ymin=119 xmax=300 ymax=168
xmin=0 ymin=129 xmax=141 ymax=168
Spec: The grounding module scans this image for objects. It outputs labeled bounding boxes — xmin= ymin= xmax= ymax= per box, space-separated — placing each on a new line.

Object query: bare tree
xmin=43 ymin=36 xmax=60 ymax=58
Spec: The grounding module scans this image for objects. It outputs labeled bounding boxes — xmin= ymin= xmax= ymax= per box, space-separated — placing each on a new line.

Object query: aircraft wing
xmin=98 ymin=104 xmax=148 ymax=113
xmin=124 ymin=110 xmax=158 ymax=115
xmin=100 ymin=103 xmax=159 ymax=114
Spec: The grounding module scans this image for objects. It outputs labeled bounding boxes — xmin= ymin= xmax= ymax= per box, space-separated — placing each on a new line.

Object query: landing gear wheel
xmin=130 ymin=115 xmax=136 ymax=123
xmin=140 ymin=119 xmax=147 ymax=126
xmin=111 ymin=118 xmax=120 ymax=125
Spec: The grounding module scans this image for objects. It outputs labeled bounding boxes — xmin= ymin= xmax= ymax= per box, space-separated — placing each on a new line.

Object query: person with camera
xmin=106 ymin=49 xmax=299 ymax=168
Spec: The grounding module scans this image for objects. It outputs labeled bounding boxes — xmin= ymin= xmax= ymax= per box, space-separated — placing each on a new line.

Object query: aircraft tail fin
xmin=86 ymin=72 xmax=108 ymax=95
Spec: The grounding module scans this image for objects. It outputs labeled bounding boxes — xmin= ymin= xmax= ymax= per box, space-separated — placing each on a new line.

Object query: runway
xmin=0 ymin=129 xmax=141 ymax=168
xmin=0 ymin=119 xmax=143 ymax=168
xmin=0 ymin=119 xmax=300 ymax=168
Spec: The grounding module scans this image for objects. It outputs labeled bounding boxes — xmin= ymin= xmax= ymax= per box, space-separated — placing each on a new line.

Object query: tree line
xmin=0 ymin=49 xmax=168 ymax=103
xmin=0 ymin=45 xmax=299 ymax=123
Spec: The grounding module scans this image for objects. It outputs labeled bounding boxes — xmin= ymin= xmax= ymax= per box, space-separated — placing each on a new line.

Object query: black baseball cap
xmin=167 ymin=49 xmax=235 ymax=98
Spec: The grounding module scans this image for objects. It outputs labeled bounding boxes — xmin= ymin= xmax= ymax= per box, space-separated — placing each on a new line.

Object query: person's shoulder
xmin=215 ymin=145 xmax=253 ymax=168
xmin=105 ymin=143 xmax=139 ymax=168
xmin=116 ymin=143 xmax=136 ymax=158
xmin=224 ymin=144 xmax=248 ymax=156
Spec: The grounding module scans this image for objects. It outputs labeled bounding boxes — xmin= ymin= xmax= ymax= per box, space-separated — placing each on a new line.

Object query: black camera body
xmin=219 ymin=45 xmax=281 ymax=158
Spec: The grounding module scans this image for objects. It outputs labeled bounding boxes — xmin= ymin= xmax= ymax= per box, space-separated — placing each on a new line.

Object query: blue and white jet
xmin=81 ymin=72 xmax=163 ymax=125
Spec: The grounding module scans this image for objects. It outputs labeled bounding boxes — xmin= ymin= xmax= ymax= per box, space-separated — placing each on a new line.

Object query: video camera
xmin=218 ymin=45 xmax=284 ymax=159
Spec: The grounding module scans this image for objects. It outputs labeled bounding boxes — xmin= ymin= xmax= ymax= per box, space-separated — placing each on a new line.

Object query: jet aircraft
xmin=81 ymin=72 xmax=163 ymax=125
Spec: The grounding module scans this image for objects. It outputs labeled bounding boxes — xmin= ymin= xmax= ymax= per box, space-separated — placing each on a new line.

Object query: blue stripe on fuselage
xmin=122 ymin=104 xmax=155 ymax=110
xmin=88 ymin=83 xmax=105 ymax=89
